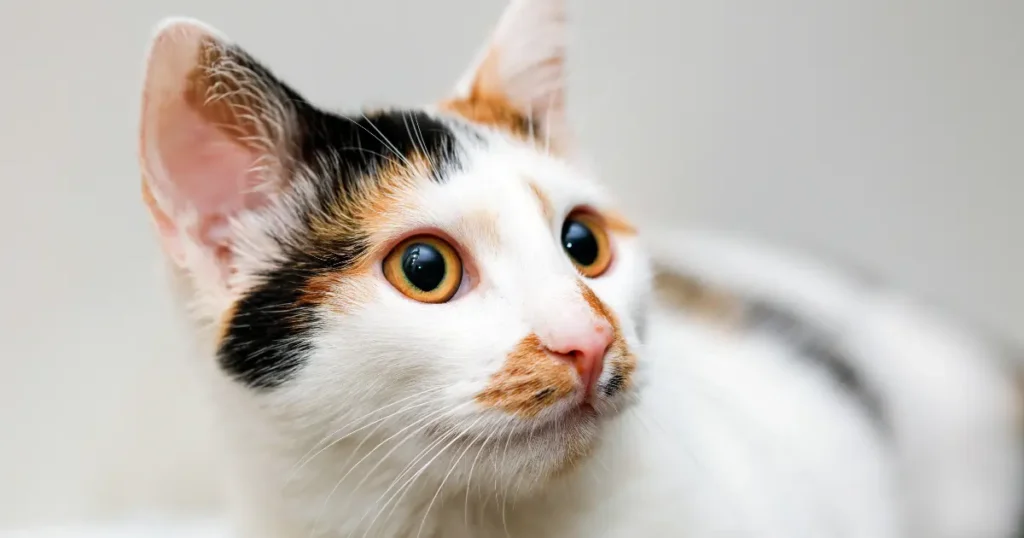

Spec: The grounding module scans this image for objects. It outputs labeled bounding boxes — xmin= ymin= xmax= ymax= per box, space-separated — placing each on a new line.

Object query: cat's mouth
xmin=484 ymin=406 xmax=597 ymax=456
xmin=501 ymin=392 xmax=624 ymax=449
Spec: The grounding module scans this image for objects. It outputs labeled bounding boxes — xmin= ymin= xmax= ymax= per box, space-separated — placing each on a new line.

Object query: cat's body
xmin=88 ymin=1 xmax=1024 ymax=537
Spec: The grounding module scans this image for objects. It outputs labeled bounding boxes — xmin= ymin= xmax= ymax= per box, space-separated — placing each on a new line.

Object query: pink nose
xmin=543 ymin=321 xmax=613 ymax=400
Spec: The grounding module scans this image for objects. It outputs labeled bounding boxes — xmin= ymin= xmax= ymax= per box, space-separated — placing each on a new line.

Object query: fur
xmin=41 ymin=1 xmax=1021 ymax=537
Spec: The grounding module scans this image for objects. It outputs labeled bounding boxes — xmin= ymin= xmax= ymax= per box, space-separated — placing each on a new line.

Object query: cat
xmin=122 ymin=0 xmax=1024 ymax=536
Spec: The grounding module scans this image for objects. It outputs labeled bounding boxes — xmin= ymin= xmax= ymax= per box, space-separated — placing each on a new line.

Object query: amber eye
xmin=383 ymin=235 xmax=463 ymax=303
xmin=561 ymin=212 xmax=612 ymax=278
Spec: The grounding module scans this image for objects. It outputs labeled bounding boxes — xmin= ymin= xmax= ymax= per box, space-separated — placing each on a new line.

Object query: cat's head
xmin=138 ymin=0 xmax=651 ymax=490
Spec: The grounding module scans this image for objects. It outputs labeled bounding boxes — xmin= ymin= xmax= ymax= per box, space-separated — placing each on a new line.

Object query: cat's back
xmin=625 ymin=229 xmax=1024 ymax=538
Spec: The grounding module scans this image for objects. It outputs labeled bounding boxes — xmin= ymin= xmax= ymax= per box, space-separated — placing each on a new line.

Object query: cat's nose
xmin=543 ymin=320 xmax=613 ymax=399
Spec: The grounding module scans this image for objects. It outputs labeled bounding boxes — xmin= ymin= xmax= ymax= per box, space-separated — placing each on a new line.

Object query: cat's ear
xmin=139 ymin=18 xmax=307 ymax=288
xmin=444 ymin=0 xmax=569 ymax=151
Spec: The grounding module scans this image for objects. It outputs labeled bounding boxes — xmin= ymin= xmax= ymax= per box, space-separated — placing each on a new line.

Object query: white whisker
xmin=362 ymin=422 xmax=466 ymax=538
xmin=308 ymin=401 xmax=467 ymax=538
xmin=416 ymin=416 xmax=487 ymax=538
xmin=287 ymin=386 xmax=445 ymax=481
xmin=465 ymin=421 xmax=504 ymax=529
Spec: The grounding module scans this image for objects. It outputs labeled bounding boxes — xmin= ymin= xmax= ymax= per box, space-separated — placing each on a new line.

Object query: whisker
xmin=494 ymin=419 xmax=517 ymax=519
xmin=362 ymin=422 xmax=466 ymax=538
xmin=287 ymin=386 xmax=445 ymax=480
xmin=404 ymin=113 xmax=436 ymax=173
xmin=543 ymin=90 xmax=556 ymax=155
xmin=308 ymin=402 xmax=465 ymax=538
xmin=465 ymin=421 xmax=504 ymax=529
xmin=416 ymin=416 xmax=487 ymax=538
xmin=478 ymin=421 xmax=514 ymax=528
xmin=352 ymin=114 xmax=415 ymax=170
xmin=345 ymin=401 xmax=473 ymax=511
xmin=332 ymin=145 xmax=406 ymax=169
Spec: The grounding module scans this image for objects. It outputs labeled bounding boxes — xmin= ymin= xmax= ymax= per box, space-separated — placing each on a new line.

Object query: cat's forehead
xmin=314 ymin=108 xmax=611 ymax=245
xmin=415 ymin=146 xmax=603 ymax=221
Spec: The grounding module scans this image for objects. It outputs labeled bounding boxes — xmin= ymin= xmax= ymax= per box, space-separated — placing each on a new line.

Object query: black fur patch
xmin=743 ymin=299 xmax=886 ymax=428
xmin=213 ymin=47 xmax=466 ymax=390
xmin=604 ymin=373 xmax=625 ymax=396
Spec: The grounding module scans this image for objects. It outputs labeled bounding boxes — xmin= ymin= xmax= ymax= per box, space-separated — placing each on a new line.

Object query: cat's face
xmin=139 ymin=0 xmax=650 ymax=488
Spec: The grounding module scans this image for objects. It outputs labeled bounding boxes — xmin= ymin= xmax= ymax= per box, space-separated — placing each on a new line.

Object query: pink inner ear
xmin=157 ymin=102 xmax=261 ymax=224
xmin=139 ymin=21 xmax=283 ymax=285
xmin=145 ymin=93 xmax=271 ymax=269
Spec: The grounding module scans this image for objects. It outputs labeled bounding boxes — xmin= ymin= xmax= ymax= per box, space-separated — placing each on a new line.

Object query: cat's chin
xmin=514 ymin=403 xmax=600 ymax=443
xmin=497 ymin=400 xmax=620 ymax=483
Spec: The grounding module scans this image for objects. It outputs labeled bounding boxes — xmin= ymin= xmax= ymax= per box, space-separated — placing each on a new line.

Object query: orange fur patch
xmin=353 ymin=152 xmax=432 ymax=237
xmin=577 ymin=280 xmax=638 ymax=390
xmin=216 ymin=301 xmax=237 ymax=345
xmin=652 ymin=266 xmax=743 ymax=327
xmin=308 ymin=151 xmax=430 ymax=253
xmin=475 ymin=334 xmax=577 ymax=417
xmin=440 ymin=50 xmax=532 ymax=139
xmin=602 ymin=210 xmax=638 ymax=236
xmin=299 ymin=272 xmax=373 ymax=313
xmin=300 ymin=273 xmax=337 ymax=307
xmin=299 ymin=152 xmax=434 ymax=312
xmin=577 ymin=280 xmax=613 ymax=326
xmin=441 ymin=97 xmax=531 ymax=139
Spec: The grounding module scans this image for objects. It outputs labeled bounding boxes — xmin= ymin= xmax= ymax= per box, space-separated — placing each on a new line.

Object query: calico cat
xmin=127 ymin=0 xmax=1024 ymax=536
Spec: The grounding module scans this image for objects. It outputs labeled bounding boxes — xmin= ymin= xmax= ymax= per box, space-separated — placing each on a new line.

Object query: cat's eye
xmin=561 ymin=211 xmax=612 ymax=278
xmin=383 ymin=235 xmax=463 ymax=303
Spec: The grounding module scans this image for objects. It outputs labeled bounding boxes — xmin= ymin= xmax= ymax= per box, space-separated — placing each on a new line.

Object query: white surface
xmin=0 ymin=519 xmax=227 ymax=538
xmin=0 ymin=0 xmax=1020 ymax=527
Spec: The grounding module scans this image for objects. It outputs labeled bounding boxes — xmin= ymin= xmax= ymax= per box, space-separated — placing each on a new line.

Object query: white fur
xmin=645 ymin=229 xmax=1024 ymax=538
xmin=55 ymin=1 xmax=1022 ymax=537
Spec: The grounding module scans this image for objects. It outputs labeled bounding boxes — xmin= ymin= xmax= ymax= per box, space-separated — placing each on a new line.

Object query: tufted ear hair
xmin=443 ymin=0 xmax=570 ymax=152
xmin=138 ymin=18 xmax=313 ymax=291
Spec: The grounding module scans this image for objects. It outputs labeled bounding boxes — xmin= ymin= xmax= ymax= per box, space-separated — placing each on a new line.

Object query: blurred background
xmin=0 ymin=0 xmax=1020 ymax=528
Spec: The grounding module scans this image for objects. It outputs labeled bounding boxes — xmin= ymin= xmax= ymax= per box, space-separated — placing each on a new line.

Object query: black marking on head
xmin=206 ymin=41 xmax=464 ymax=186
xmin=298 ymin=109 xmax=462 ymax=187
xmin=219 ymin=266 xmax=320 ymax=390
xmin=218 ymin=230 xmax=372 ymax=389
xmin=214 ymin=71 xmax=466 ymax=390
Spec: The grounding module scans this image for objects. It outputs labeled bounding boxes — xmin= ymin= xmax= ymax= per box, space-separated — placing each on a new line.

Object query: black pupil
xmin=401 ymin=243 xmax=447 ymax=292
xmin=562 ymin=220 xmax=599 ymax=267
